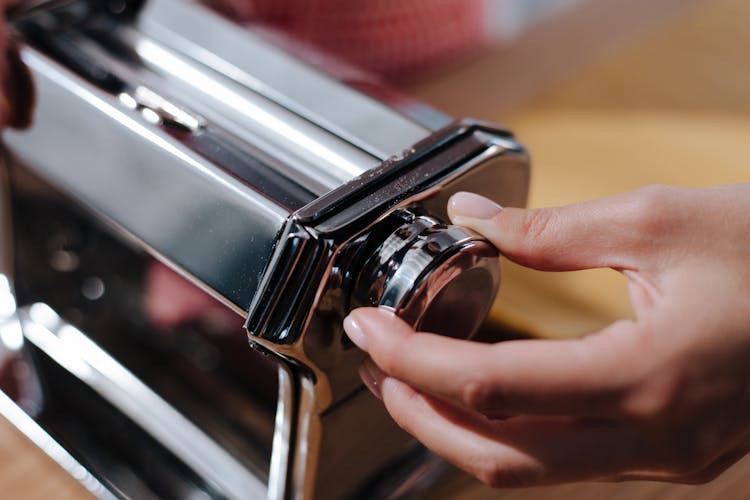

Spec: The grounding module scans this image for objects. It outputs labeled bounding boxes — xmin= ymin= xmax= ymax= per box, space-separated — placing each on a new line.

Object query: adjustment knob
xmin=355 ymin=213 xmax=500 ymax=339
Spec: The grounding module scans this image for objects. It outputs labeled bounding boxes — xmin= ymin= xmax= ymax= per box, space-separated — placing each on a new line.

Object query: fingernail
xmin=359 ymin=358 xmax=385 ymax=400
xmin=449 ymin=192 xmax=502 ymax=220
xmin=343 ymin=314 xmax=368 ymax=351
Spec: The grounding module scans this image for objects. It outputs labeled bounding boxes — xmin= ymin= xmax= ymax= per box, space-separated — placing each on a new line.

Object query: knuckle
xmin=626 ymin=184 xmax=677 ymax=237
xmin=620 ymin=367 xmax=687 ymax=421
xmin=518 ymin=208 xmax=557 ymax=244
xmin=623 ymin=387 xmax=675 ymax=421
xmin=462 ymin=378 xmax=494 ymax=413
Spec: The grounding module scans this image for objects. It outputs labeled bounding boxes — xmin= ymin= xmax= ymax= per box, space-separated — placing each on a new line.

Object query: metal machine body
xmin=1 ymin=1 xmax=529 ymax=498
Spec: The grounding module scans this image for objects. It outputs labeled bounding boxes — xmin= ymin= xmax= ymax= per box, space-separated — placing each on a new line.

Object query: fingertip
xmin=343 ymin=313 xmax=368 ymax=351
xmin=349 ymin=306 xmax=410 ymax=331
xmin=447 ymin=193 xmax=511 ymax=254
xmin=448 ymin=191 xmax=503 ymax=224
xmin=344 ymin=307 xmax=410 ymax=351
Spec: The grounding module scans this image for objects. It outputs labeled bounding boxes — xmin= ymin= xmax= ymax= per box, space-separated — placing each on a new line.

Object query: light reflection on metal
xmin=23 ymin=321 xmax=94 ymax=381
xmin=132 ymin=85 xmax=206 ymax=132
xmin=0 ymin=275 xmax=16 ymax=318
xmin=0 ymin=276 xmax=22 ymax=352
xmin=268 ymin=364 xmax=295 ymax=500
xmin=0 ymin=320 xmax=23 ymax=352
xmin=19 ymin=304 xmax=268 ymax=500
xmin=138 ymin=0 xmax=433 ymax=159
xmin=0 ymin=389 xmax=115 ymax=499
xmin=3 ymin=1 xmax=531 ymax=498
xmin=135 ymin=39 xmax=367 ymax=183
xmin=17 ymin=49 xmax=287 ymax=214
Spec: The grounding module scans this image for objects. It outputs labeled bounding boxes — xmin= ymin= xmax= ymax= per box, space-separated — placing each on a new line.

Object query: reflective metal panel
xmin=6 ymin=169 xmax=280 ymax=498
xmin=138 ymin=0 xmax=432 ymax=161
xmin=3 ymin=2 xmax=531 ymax=498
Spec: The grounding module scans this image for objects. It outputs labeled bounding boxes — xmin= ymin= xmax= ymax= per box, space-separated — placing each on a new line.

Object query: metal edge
xmin=19 ymin=303 xmax=269 ymax=500
xmin=0 ymin=389 xmax=117 ymax=499
xmin=295 ymin=120 xmax=517 ymax=225
xmin=138 ymin=0 xmax=432 ymax=160
xmin=245 ymin=125 xmax=523 ymax=350
xmin=267 ymin=363 xmax=296 ymax=500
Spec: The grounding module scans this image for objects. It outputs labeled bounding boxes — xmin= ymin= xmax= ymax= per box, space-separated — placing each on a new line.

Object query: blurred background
xmin=5 ymin=0 xmax=750 ymax=497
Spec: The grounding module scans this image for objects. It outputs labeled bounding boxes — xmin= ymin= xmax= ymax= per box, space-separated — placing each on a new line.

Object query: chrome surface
xmin=130 ymin=36 xmax=379 ymax=191
xmin=0 ymin=386 xmax=114 ymax=499
xmin=268 ymin=364 xmax=295 ymax=500
xmin=3 ymin=1 xmax=531 ymax=498
xmin=356 ymin=211 xmax=501 ymax=338
xmin=21 ymin=302 xmax=267 ymax=500
xmin=139 ymin=0 xmax=432 ymax=161
xmin=5 ymin=48 xmax=290 ymax=310
xmin=4 ymin=164 xmax=282 ymax=498
xmin=122 ymin=85 xmax=207 ymax=133
xmin=244 ymin=123 xmax=528 ymax=498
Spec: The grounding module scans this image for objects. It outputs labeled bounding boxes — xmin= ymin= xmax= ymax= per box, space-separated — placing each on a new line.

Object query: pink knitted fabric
xmin=205 ymin=0 xmax=487 ymax=79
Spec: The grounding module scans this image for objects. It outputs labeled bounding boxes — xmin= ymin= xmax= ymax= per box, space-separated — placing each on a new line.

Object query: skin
xmin=344 ymin=184 xmax=750 ymax=488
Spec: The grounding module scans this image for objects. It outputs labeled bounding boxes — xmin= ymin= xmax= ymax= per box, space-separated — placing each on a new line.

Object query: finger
xmin=345 ymin=307 xmax=643 ymax=418
xmin=447 ymin=188 xmax=676 ymax=272
xmin=377 ymin=374 xmax=642 ymax=488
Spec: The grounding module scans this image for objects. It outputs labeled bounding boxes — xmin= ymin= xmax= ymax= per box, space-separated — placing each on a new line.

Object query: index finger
xmin=448 ymin=186 xmax=685 ymax=272
xmin=345 ymin=307 xmax=645 ymax=418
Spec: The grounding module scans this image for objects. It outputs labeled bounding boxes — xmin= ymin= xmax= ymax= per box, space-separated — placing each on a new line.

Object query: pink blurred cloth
xmin=145 ymin=262 xmax=239 ymax=331
xmin=205 ymin=0 xmax=488 ymax=79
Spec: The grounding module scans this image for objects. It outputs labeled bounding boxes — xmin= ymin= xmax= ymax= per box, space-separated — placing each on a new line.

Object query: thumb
xmin=447 ymin=191 xmax=646 ymax=272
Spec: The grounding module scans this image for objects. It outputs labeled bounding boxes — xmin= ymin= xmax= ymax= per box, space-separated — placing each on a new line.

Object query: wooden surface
xmin=0 ymin=413 xmax=92 ymax=499
xmin=3 ymin=0 xmax=750 ymax=497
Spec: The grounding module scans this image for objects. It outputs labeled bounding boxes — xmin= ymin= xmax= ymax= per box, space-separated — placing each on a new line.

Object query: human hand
xmin=343 ymin=184 xmax=750 ymax=487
